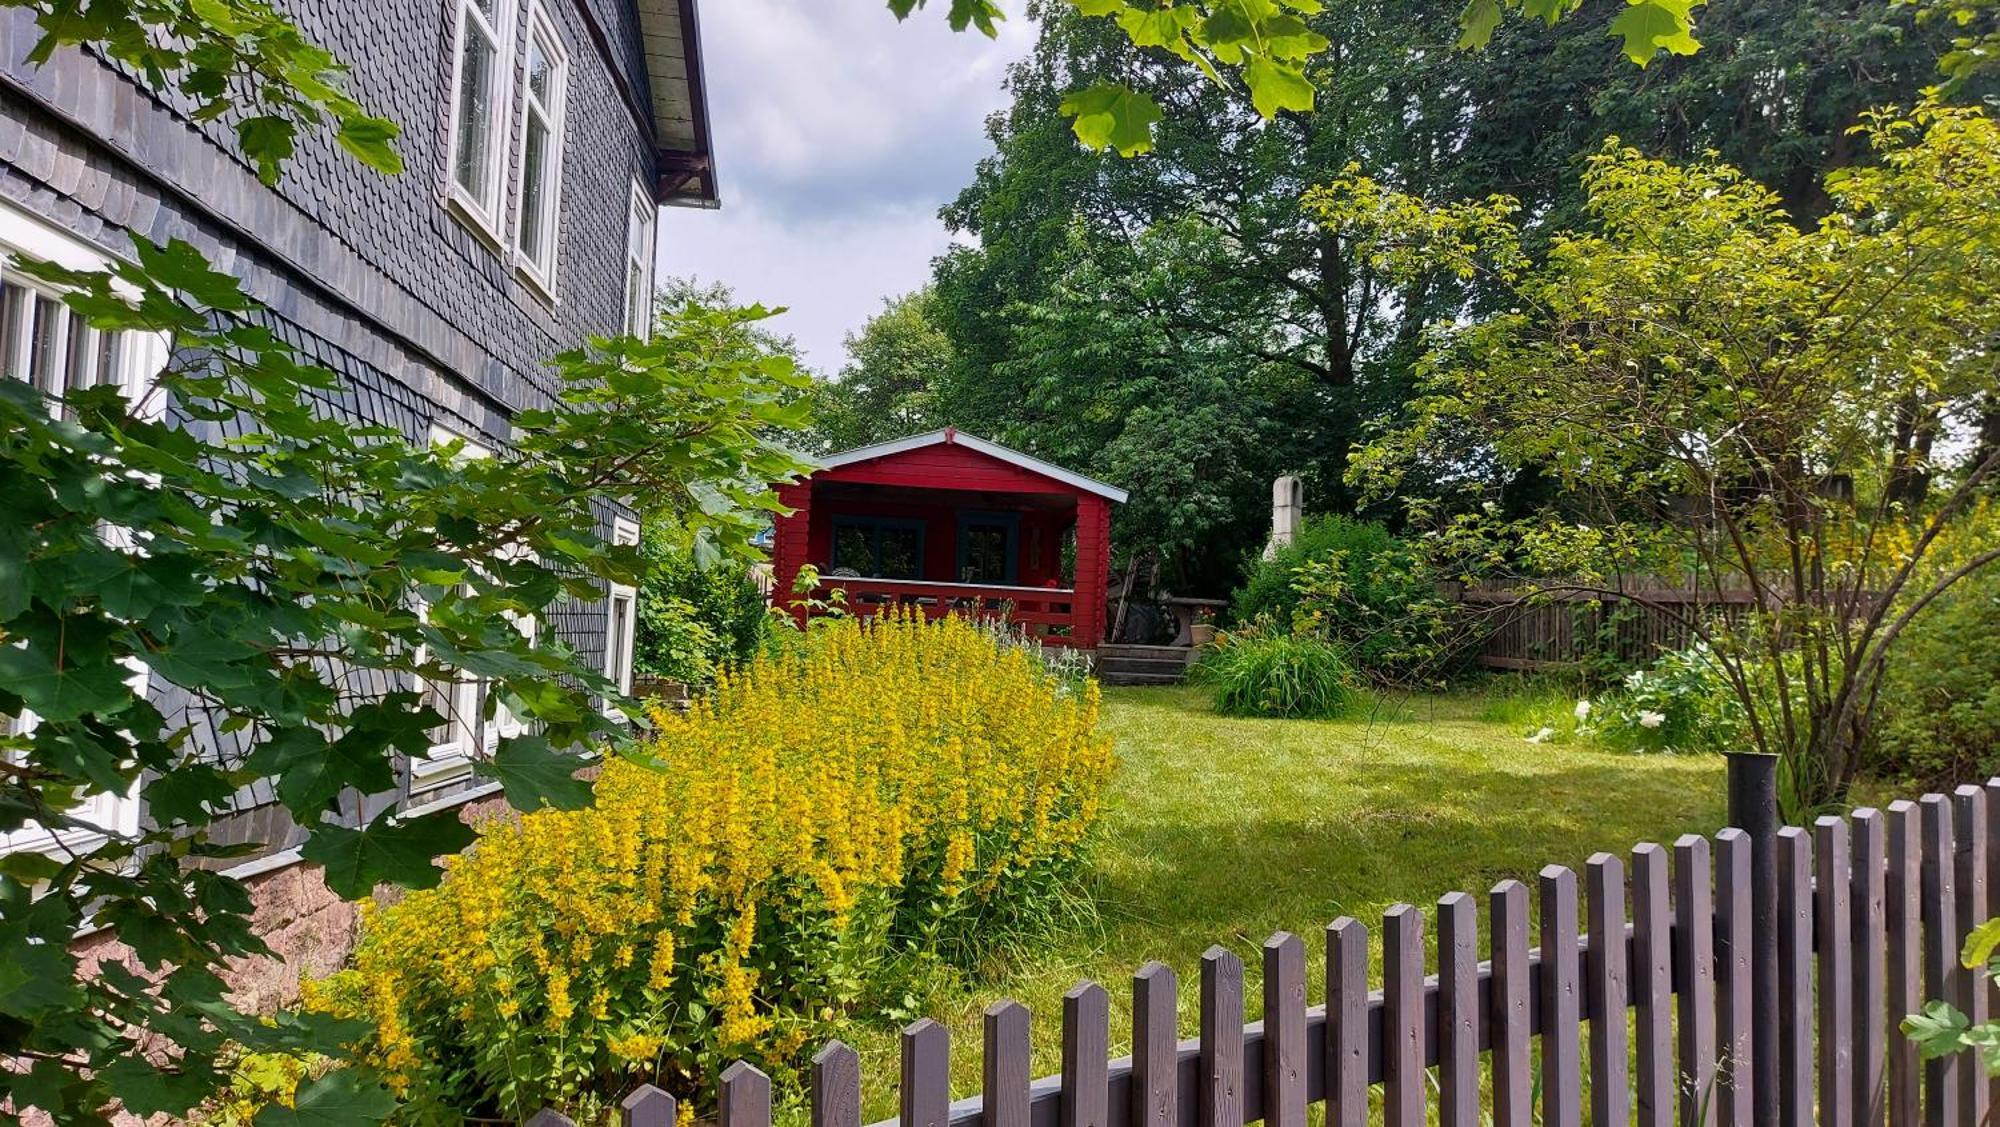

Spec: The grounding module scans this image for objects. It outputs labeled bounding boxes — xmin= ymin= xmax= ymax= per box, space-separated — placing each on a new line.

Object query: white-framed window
xmin=510 ymin=0 xmax=568 ymax=293
xmin=446 ymin=0 xmax=520 ymax=240
xmin=1 ymin=203 xmax=169 ymax=421
xmin=603 ymin=516 xmax=640 ymax=713
xmin=486 ymin=542 xmax=538 ymax=749
xmin=414 ymin=423 xmax=494 ymax=792
xmin=1 ymin=201 xmax=165 ymax=857
xmin=623 ymin=180 xmax=656 ymax=338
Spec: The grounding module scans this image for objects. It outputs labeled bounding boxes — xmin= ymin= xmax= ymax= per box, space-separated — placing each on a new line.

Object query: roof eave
xmin=814 ymin=428 xmax=1130 ymax=504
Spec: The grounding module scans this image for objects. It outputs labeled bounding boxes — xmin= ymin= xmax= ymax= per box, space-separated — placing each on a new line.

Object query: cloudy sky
xmin=656 ymin=2 xmax=1037 ymax=375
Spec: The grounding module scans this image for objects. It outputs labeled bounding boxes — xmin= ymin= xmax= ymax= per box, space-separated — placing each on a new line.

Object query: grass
xmin=844 ymin=682 xmax=1728 ymax=1119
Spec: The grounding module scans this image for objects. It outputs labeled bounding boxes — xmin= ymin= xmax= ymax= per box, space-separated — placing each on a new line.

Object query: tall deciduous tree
xmin=1324 ymin=100 xmax=2000 ymax=814
xmin=811 ymin=288 xmax=952 ymax=452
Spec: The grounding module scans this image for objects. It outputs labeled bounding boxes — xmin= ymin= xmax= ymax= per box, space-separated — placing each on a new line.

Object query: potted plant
xmin=1190 ymin=606 xmax=1218 ymax=648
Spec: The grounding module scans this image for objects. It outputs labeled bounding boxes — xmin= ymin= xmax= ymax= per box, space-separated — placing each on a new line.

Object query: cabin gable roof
xmin=813 ymin=428 xmax=1129 ymax=503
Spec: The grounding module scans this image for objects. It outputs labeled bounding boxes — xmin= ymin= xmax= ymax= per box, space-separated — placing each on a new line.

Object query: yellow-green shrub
xmin=307 ymin=612 xmax=1113 ymax=1121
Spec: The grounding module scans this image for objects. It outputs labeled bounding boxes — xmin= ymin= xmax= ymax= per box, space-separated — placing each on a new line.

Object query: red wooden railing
xmin=811 ymin=576 xmax=1084 ymax=646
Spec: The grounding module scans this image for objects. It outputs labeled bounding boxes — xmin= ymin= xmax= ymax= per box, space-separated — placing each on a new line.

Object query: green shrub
xmin=1229 ymin=515 xmax=1453 ymax=684
xmin=1873 ymin=568 xmax=2000 ymax=788
xmin=1585 ymin=643 xmax=1747 ymax=754
xmin=1192 ymin=620 xmax=1363 ymax=719
xmin=635 ymin=524 xmax=772 ymax=685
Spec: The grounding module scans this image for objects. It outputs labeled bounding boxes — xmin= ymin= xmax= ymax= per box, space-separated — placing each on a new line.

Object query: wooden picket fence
xmin=1461 ymin=581 xmax=1761 ymax=672
xmin=534 ymin=782 xmax=2000 ymax=1127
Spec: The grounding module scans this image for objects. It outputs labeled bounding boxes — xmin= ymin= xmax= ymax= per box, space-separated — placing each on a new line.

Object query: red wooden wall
xmin=769 ymin=440 xmax=1118 ymax=647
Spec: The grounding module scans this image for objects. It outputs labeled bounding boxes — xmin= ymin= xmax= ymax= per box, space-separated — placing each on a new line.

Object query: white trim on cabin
xmin=813 ymin=428 xmax=1129 ymax=504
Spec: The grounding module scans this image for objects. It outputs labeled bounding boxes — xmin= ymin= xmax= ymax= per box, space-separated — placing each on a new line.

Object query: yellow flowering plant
xmin=308 ymin=611 xmax=1113 ymax=1121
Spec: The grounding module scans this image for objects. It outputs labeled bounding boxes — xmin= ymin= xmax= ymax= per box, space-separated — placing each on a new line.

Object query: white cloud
xmin=655 ymin=0 xmax=1034 ymax=371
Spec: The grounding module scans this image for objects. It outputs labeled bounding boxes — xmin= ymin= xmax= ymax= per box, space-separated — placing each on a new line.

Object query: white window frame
xmin=623 ymin=180 xmax=656 ymax=339
xmin=510 ymin=0 xmax=569 ymax=295
xmin=414 ymin=423 xmax=494 ymax=792
xmin=444 ymin=0 xmax=521 ymax=243
xmin=486 ymin=542 xmax=538 ymax=749
xmin=602 ymin=516 xmax=640 ymax=715
xmin=1 ymin=200 xmax=166 ymax=856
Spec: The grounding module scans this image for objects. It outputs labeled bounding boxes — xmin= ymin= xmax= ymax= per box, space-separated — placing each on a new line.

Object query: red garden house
xmin=771 ymin=428 xmax=1127 ymax=649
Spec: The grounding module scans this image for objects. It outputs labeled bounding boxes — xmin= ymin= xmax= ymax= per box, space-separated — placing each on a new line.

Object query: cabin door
xmin=956 ymin=511 xmax=1019 ymax=585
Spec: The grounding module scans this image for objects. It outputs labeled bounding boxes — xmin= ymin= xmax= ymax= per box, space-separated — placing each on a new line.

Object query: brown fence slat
xmin=1775 ymin=825 xmax=1818 ymax=1127
xmin=1633 ymin=842 xmax=1673 ymax=1127
xmin=525 ymin=1111 xmax=575 ymax=1127
xmin=1062 ymin=982 xmax=1110 ymax=1127
xmin=1324 ymin=918 xmax=1367 ymax=1127
xmin=984 ymin=1004 xmax=1031 ymax=1127
xmin=1438 ymin=892 xmax=1480 ymax=1127
xmin=1814 ymin=817 xmax=1854 ymax=1127
xmin=1887 ymin=801 xmax=1923 ymax=1127
xmin=1586 ymin=853 xmax=1630 ymax=1127
xmin=903 ymin=1020 xmax=950 ymax=1127
xmin=1676 ymin=834 xmax=1718 ymax=1127
xmin=812 ymin=1044 xmax=861 ymax=1127
xmin=1199 ymin=947 xmax=1243 ymax=1127
xmin=1715 ymin=828 xmax=1754 ymax=1127
xmin=1133 ymin=963 xmax=1177 ymax=1127
xmin=1384 ymin=904 xmax=1426 ymax=1127
xmin=1492 ymin=879 xmax=1533 ymax=1127
xmin=1262 ymin=932 xmax=1307 ymax=1127
xmin=1849 ymin=809 xmax=1887 ymax=1127
xmin=720 ymin=1061 xmax=773 ymax=1127
xmin=1987 ymin=779 xmax=2000 ymax=1113
xmin=1955 ymin=785 xmax=1990 ymax=1124
xmin=1540 ymin=866 xmax=1582 ymax=1127
xmin=620 ymin=1086 xmax=677 ymax=1127
xmin=1921 ymin=793 xmax=1961 ymax=1127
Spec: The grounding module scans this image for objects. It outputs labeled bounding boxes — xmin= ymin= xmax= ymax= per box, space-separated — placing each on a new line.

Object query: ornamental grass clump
xmin=306 ymin=612 xmax=1113 ymax=1122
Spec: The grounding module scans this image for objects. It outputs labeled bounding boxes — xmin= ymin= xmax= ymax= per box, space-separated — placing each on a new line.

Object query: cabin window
xmin=831 ymin=517 xmax=924 ymax=580
xmin=447 ymin=0 xmax=518 ymax=239
xmin=623 ymin=181 xmax=656 ymax=338
xmin=603 ymin=516 xmax=640 ymax=713
xmin=511 ymin=1 xmax=567 ymax=290
xmin=956 ymin=512 xmax=1019 ymax=585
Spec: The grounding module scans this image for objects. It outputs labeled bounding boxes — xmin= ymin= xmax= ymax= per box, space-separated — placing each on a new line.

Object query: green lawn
xmin=849 ymin=683 xmax=1728 ymax=1119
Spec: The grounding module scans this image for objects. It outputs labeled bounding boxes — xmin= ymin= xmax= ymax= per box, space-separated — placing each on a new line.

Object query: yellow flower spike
xmin=317 ymin=613 xmax=1113 ymax=1110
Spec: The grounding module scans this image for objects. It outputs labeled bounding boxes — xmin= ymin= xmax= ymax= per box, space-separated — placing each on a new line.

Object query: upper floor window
xmin=512 ymin=1 xmax=569 ymax=291
xmin=624 ymin=181 xmax=656 ymax=338
xmin=447 ymin=0 xmax=519 ymax=238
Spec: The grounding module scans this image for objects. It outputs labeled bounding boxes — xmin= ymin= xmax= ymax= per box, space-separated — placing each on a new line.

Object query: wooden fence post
xmin=1887 ymin=801 xmax=1923 ymax=1126
xmin=984 ymin=1004 xmax=1031 ymax=1127
xmin=1777 ymin=827 xmax=1813 ymax=1127
xmin=1491 ymin=880 xmax=1533 ymax=1127
xmin=621 ymin=1085 xmax=677 ymax=1127
xmin=1815 ymin=817 xmax=1854 ymax=1127
xmin=1675 ymin=834 xmax=1718 ymax=1127
xmin=1633 ymin=843 xmax=1673 ymax=1127
xmin=1955 ymin=785 xmax=1990 ymax=1123
xmin=1383 ymin=905 xmax=1426 ymax=1127
xmin=1715 ymin=828 xmax=1755 ymax=1127
xmin=1262 ymin=932 xmax=1307 ymax=1127
xmin=1200 ymin=947 xmax=1244 ymax=1127
xmin=1539 ymin=867 xmax=1582 ymax=1127
xmin=1849 ymin=809 xmax=1887 ymax=1127
xmin=1063 ymin=982 xmax=1111 ymax=1127
xmin=1921 ymin=793 xmax=1961 ymax=1127
xmin=1134 ymin=963 xmax=1178 ymax=1127
xmin=1586 ymin=853 xmax=1630 ymax=1127
xmin=720 ymin=1062 xmax=773 ymax=1127
xmin=1438 ymin=892 xmax=1480 ymax=1127
xmin=1325 ymin=918 xmax=1368 ymax=1127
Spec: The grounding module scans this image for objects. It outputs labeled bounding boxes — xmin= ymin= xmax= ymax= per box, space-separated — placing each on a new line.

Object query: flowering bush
xmin=306 ymin=612 xmax=1114 ymax=1121
xmin=1585 ymin=643 xmax=1747 ymax=754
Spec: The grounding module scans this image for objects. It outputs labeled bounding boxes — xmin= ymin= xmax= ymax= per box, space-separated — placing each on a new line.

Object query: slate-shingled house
xmin=0 ymin=0 xmax=715 ymax=999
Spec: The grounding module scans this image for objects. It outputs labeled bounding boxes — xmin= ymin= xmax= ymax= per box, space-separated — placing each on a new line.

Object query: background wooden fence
xmin=1462 ymin=583 xmax=1762 ymax=672
xmin=535 ymin=780 xmax=1999 ymax=1127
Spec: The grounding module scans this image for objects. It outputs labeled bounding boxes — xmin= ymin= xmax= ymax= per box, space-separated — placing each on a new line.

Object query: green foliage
xmin=891 ymin=0 xmax=1702 ymax=156
xmin=1192 ymin=619 xmax=1362 ymax=718
xmin=1323 ymin=100 xmax=2000 ymax=812
xmin=1230 ymin=516 xmax=1453 ymax=684
xmin=1583 ymin=644 xmax=1747 ymax=755
xmin=634 ymin=525 xmax=772 ymax=686
xmin=1873 ymin=561 xmax=2000 ymax=788
xmin=1906 ymin=0 xmax=2000 ymax=90
xmin=1 ymin=0 xmax=402 ymax=183
xmin=0 ymin=238 xmax=810 ymax=1117
xmin=811 ymin=288 xmax=950 ymax=452
xmin=1904 ymin=912 xmax=2000 ymax=1075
